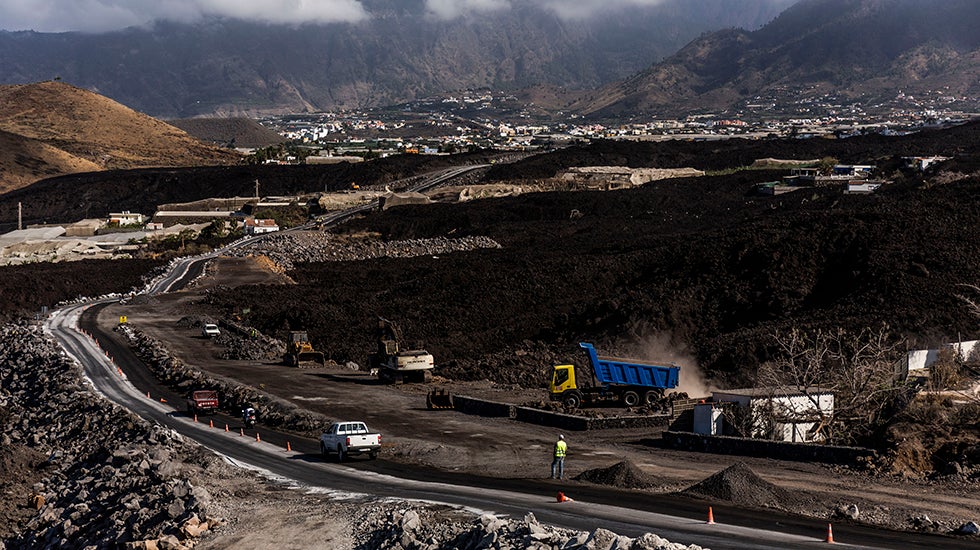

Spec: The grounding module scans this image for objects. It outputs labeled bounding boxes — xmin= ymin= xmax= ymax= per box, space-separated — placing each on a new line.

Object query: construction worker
xmin=551 ymin=434 xmax=567 ymax=479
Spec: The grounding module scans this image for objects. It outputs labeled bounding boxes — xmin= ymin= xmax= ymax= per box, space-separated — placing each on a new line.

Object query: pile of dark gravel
xmin=574 ymin=460 xmax=660 ymax=489
xmin=682 ymin=462 xmax=796 ymax=509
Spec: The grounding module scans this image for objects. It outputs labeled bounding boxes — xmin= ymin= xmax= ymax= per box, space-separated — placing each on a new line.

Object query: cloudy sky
xmin=0 ymin=0 xmax=707 ymax=32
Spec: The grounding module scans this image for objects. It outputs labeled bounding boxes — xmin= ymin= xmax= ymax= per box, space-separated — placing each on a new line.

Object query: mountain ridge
xmin=0 ymin=1 xmax=792 ymax=117
xmin=582 ymin=0 xmax=980 ymax=117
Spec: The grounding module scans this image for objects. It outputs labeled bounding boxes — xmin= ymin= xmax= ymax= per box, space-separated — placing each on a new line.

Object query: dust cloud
xmin=623 ymin=332 xmax=716 ymax=398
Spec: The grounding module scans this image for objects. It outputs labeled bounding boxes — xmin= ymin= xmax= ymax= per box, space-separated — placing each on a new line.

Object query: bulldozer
xmin=284 ymin=330 xmax=325 ymax=368
xmin=368 ymin=317 xmax=434 ymax=384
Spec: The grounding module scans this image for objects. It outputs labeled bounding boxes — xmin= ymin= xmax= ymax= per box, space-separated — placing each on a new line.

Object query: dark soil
xmin=486 ymin=121 xmax=980 ymax=180
xmin=205 ymin=164 xmax=980 ymax=391
xmin=0 ymin=259 xmax=164 ymax=323
xmin=681 ymin=461 xmax=798 ymax=509
xmin=0 ymin=150 xmax=500 ymax=231
xmin=574 ymin=460 xmax=662 ymax=489
xmin=0 ymin=444 xmax=50 ymax=538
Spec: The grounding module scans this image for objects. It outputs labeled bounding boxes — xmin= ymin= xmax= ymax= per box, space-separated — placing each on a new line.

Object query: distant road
xmin=149 ymin=164 xmax=488 ymax=294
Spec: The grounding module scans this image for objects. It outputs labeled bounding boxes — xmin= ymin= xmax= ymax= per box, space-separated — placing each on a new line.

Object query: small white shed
xmin=711 ymin=386 xmax=834 ymax=443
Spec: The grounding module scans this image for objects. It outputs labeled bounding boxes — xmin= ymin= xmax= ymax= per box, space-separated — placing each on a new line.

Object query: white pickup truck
xmin=319 ymin=421 xmax=381 ymax=462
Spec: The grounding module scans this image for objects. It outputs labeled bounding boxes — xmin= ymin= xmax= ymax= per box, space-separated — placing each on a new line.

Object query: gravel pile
xmin=681 ymin=462 xmax=796 ymax=509
xmin=227 ymin=232 xmax=502 ymax=270
xmin=574 ymin=460 xmax=662 ymax=489
xmin=351 ymin=508 xmax=705 ymax=550
xmin=0 ymin=322 xmax=223 ymax=549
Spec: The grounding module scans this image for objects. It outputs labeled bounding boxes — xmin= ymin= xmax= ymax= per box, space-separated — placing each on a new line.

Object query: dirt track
xmin=99 ymin=256 xmax=980 ymax=535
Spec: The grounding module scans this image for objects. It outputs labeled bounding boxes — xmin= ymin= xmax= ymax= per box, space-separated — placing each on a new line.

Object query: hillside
xmin=203 ymin=125 xmax=980 ymax=393
xmin=0 ymin=129 xmax=101 ymax=194
xmin=168 ymin=118 xmax=286 ymax=149
xmin=0 ymin=81 xmax=240 ymax=193
xmin=583 ymin=0 xmax=980 ymax=116
xmin=0 ymin=1 xmax=791 ymax=117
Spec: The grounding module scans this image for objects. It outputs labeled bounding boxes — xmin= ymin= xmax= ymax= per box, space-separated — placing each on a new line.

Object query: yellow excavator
xmin=284 ymin=331 xmax=325 ymax=368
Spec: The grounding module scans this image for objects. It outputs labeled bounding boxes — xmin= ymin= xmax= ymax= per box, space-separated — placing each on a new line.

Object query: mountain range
xmin=584 ymin=0 xmax=980 ymax=116
xmin=0 ymin=0 xmax=792 ymax=118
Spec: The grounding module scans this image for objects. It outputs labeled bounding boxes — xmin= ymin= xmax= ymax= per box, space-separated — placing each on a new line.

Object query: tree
xmin=757 ymin=325 xmax=908 ymax=445
xmin=956 ymin=284 xmax=980 ymax=321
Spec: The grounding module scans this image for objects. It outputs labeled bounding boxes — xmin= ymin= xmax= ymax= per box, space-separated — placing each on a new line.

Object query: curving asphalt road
xmin=44 ymin=166 xmax=977 ymax=550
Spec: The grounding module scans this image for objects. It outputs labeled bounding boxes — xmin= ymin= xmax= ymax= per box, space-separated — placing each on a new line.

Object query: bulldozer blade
xmin=426 ymin=389 xmax=454 ymax=410
xmin=294 ymin=352 xmax=325 ymax=368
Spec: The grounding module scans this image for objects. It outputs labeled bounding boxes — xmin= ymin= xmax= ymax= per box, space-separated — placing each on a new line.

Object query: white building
xmin=108 ymin=211 xmax=145 ymax=225
xmin=244 ymin=218 xmax=279 ymax=235
xmin=707 ymin=386 xmax=834 ymax=443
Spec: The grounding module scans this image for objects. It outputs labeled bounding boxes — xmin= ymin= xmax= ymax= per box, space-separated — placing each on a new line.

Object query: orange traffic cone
xmin=225 ymin=424 xmax=229 ymax=432
xmin=255 ymin=432 xmax=261 ymax=443
xmin=159 ymin=397 xmax=167 ymax=403
xmin=825 ymin=523 xmax=835 ymax=544
xmin=240 ymin=428 xmax=245 ymax=436
xmin=209 ymin=419 xmax=214 ymax=428
xmin=707 ymin=507 xmax=716 ymax=525
xmin=286 ymin=441 xmax=292 ymax=452
xmin=556 ymin=491 xmax=573 ymax=503
xmin=193 ymin=414 xmax=198 ymax=423
xmin=147 ymin=392 xmax=151 ymax=399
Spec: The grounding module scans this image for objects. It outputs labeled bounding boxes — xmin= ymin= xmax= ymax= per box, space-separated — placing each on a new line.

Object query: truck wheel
xmin=563 ymin=390 xmax=583 ymax=409
xmin=336 ymin=446 xmax=345 ymax=463
xmin=643 ymin=390 xmax=663 ymax=406
xmin=622 ymin=391 xmax=640 ymax=407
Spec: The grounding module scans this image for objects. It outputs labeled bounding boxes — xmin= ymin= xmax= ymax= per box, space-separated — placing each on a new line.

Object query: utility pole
xmin=254 ymin=179 xmax=260 ymax=199
xmin=18 ymin=202 xmax=22 ymax=230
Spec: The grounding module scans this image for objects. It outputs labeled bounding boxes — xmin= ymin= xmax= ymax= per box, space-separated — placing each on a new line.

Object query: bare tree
xmin=757 ymin=325 xmax=908 ymax=445
xmin=955 ymin=284 xmax=980 ymax=320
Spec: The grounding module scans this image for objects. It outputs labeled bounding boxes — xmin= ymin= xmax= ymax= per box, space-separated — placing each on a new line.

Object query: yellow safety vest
xmin=554 ymin=440 xmax=567 ymax=458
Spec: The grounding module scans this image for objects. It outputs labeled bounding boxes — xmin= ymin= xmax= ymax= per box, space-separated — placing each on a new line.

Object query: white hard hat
xmin=558 ymin=434 xmax=564 ymax=440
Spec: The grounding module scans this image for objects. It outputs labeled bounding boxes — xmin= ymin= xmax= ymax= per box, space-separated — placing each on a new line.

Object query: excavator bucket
xmin=296 ymin=351 xmax=325 ymax=367
xmin=426 ymin=389 xmax=454 ymax=410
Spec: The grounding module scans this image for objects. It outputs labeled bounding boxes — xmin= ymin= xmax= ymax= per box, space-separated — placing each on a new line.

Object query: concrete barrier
xmin=662 ymin=431 xmax=876 ymax=466
xmin=453 ymin=395 xmax=671 ymax=431
xmin=452 ymin=395 xmax=515 ymax=418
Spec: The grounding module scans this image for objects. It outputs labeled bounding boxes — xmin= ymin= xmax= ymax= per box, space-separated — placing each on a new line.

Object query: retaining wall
xmin=662 ymin=431 xmax=876 ymax=466
xmin=452 ymin=395 xmax=670 ymax=431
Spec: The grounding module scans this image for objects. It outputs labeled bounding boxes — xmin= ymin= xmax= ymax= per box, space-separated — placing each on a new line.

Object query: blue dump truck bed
xmin=580 ymin=342 xmax=680 ymax=390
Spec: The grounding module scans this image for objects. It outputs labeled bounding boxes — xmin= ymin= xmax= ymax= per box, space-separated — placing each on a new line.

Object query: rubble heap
xmin=227 ymin=232 xmax=502 ymax=270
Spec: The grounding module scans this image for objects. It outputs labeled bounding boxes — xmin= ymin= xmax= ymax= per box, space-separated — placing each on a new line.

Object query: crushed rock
xmin=574 ymin=460 xmax=661 ymax=489
xmin=681 ymin=462 xmax=797 ymax=510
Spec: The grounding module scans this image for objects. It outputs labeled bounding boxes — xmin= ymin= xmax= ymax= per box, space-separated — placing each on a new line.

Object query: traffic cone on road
xmin=225 ymin=424 xmax=229 ymax=432
xmin=193 ymin=414 xmax=198 ymax=423
xmin=147 ymin=392 xmax=151 ymax=399
xmin=286 ymin=441 xmax=292 ymax=452
xmin=209 ymin=419 xmax=214 ymax=428
xmin=707 ymin=507 xmax=716 ymax=525
xmin=255 ymin=432 xmax=261 ymax=443
xmin=556 ymin=492 xmax=573 ymax=503
xmin=825 ymin=523 xmax=835 ymax=544
xmin=240 ymin=428 xmax=244 ymax=436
